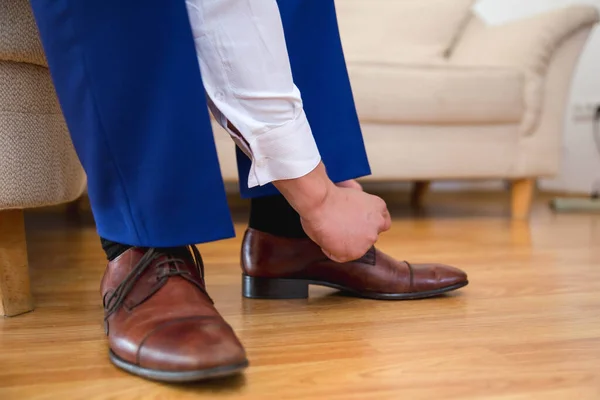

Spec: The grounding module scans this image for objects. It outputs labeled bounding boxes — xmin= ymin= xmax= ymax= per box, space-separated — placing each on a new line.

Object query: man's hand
xmin=273 ymin=163 xmax=391 ymax=262
xmin=300 ymin=185 xmax=391 ymax=262
xmin=336 ymin=179 xmax=363 ymax=191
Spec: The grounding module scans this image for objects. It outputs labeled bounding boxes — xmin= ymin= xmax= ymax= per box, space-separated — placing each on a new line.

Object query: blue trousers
xmin=30 ymin=0 xmax=370 ymax=247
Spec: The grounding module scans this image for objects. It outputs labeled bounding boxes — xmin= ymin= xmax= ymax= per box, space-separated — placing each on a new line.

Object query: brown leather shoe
xmin=241 ymin=228 xmax=468 ymax=300
xmin=101 ymin=247 xmax=248 ymax=382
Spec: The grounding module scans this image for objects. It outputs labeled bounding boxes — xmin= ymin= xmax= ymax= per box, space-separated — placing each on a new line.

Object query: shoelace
xmin=103 ymin=246 xmax=210 ymax=322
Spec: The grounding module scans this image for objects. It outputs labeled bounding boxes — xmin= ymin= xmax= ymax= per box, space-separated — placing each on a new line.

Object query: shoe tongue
xmin=154 ymin=247 xmax=205 ymax=282
xmin=356 ymin=246 xmax=376 ymax=265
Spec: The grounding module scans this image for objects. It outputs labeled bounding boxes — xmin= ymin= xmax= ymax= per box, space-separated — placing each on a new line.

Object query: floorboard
xmin=1 ymin=191 xmax=599 ymax=399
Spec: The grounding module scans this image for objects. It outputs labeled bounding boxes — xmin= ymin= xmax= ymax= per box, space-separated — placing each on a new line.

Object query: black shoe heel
xmin=242 ymin=275 xmax=309 ymax=299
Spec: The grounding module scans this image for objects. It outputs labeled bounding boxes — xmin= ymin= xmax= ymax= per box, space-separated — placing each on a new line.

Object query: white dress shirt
xmin=185 ymin=0 xmax=322 ymax=188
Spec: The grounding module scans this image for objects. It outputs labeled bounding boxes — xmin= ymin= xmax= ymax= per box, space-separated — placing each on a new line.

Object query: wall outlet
xmin=572 ymin=101 xmax=600 ymax=121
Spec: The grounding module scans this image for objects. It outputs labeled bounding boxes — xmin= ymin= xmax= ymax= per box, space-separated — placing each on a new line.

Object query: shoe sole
xmin=109 ymin=350 xmax=249 ymax=383
xmin=243 ymin=275 xmax=469 ymax=300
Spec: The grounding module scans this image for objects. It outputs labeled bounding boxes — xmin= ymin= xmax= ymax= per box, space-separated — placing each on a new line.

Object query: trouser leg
xmin=30 ymin=0 xmax=233 ymax=246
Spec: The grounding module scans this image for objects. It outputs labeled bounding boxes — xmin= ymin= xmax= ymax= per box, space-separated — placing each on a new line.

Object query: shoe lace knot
xmin=103 ymin=246 xmax=210 ymax=322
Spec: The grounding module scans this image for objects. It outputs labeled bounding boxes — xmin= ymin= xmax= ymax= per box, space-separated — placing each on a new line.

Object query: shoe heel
xmin=242 ymin=275 xmax=309 ymax=299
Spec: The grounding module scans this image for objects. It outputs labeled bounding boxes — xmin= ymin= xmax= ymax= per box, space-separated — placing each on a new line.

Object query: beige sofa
xmin=0 ymin=1 xmax=86 ymax=316
xmin=212 ymin=0 xmax=599 ymax=218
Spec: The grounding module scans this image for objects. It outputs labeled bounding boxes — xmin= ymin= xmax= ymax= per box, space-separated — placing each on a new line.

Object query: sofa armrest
xmin=451 ymin=6 xmax=598 ymax=73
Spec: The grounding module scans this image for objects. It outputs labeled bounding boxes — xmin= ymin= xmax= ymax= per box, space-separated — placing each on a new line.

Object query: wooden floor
xmin=1 ymin=191 xmax=599 ymax=399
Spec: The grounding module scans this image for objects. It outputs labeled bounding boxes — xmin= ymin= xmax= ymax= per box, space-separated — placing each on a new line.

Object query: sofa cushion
xmin=0 ymin=1 xmax=47 ymax=67
xmin=336 ymin=0 xmax=476 ymax=64
xmin=348 ymin=63 xmax=525 ymax=125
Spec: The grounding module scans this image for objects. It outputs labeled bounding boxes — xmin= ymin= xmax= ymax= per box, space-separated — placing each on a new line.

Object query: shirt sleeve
xmin=186 ymin=0 xmax=321 ymax=187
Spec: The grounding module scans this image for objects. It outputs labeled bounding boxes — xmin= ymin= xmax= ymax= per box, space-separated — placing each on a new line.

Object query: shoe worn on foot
xmin=101 ymin=247 xmax=248 ymax=382
xmin=241 ymin=228 xmax=468 ymax=300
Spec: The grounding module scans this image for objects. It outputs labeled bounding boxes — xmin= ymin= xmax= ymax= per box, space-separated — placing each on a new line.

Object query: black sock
xmin=100 ymin=238 xmax=132 ymax=261
xmin=102 ymin=194 xmax=306 ymax=260
xmin=100 ymin=238 xmax=192 ymax=261
xmin=249 ymin=195 xmax=308 ymax=238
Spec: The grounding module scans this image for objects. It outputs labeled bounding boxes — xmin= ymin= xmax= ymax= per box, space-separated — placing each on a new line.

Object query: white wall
xmin=476 ymin=0 xmax=600 ymax=194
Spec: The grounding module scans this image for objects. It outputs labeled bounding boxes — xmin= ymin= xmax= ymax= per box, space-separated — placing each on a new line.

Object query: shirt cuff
xmin=247 ymin=110 xmax=321 ymax=188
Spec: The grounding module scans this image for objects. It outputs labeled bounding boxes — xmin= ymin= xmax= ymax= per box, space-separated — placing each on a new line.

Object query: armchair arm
xmin=451 ymin=6 xmax=599 ymax=74
xmin=0 ymin=1 xmax=47 ymax=67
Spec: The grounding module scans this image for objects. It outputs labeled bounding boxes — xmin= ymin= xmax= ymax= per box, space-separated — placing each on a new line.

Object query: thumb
xmin=321 ymin=248 xmax=346 ymax=263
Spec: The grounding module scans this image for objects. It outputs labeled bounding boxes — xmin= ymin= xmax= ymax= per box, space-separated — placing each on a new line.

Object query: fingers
xmin=380 ymin=208 xmax=392 ymax=232
xmin=321 ymin=248 xmax=346 ymax=263
xmin=322 ymin=245 xmax=373 ymax=263
xmin=375 ymin=197 xmax=392 ymax=233
xmin=322 ymin=237 xmax=374 ymax=263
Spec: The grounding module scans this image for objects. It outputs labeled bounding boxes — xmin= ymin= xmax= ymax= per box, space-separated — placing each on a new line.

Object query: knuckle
xmin=381 ymin=203 xmax=389 ymax=213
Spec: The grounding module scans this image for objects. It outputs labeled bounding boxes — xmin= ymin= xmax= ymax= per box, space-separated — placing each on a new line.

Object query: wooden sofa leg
xmin=0 ymin=209 xmax=34 ymax=317
xmin=410 ymin=181 xmax=431 ymax=209
xmin=511 ymin=179 xmax=535 ymax=220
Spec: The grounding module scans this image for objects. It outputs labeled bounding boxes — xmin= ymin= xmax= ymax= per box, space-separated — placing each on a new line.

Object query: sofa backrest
xmin=336 ymin=0 xmax=476 ymax=64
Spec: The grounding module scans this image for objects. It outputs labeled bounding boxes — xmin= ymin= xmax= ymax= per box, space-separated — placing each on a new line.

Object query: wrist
xmin=273 ymin=162 xmax=333 ymax=217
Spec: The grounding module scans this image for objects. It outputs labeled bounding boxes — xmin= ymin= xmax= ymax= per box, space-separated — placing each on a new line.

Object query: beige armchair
xmin=0 ymin=1 xmax=86 ymax=316
xmin=211 ymin=1 xmax=599 ymax=219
